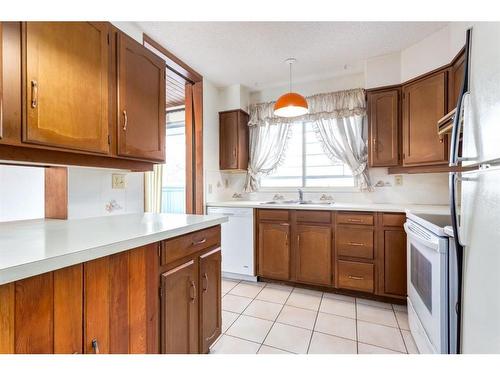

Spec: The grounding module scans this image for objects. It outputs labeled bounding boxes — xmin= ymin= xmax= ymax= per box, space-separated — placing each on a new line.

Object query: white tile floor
xmin=210 ymin=278 xmax=420 ymax=355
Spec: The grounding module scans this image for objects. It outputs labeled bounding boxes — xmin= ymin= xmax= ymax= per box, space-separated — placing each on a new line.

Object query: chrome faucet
xmin=298 ymin=188 xmax=304 ymax=202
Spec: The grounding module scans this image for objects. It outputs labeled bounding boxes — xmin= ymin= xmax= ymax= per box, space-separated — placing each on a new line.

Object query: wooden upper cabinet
xmin=161 ymin=260 xmax=199 ymax=354
xmin=199 ymin=248 xmax=222 ymax=354
xmin=367 ymin=88 xmax=400 ymax=167
xmin=219 ymin=109 xmax=249 ymax=171
xmin=449 ymin=48 xmax=466 ymax=110
xmin=258 ymin=222 xmax=290 ymax=281
xmin=23 ymin=22 xmax=110 ymax=154
xmin=117 ymin=32 xmax=166 ymax=162
xmin=295 ymin=225 xmax=332 ymax=286
xmin=402 ymin=70 xmax=448 ymax=166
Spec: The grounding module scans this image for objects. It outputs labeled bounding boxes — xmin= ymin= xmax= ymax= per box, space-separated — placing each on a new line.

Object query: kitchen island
xmin=0 ymin=213 xmax=227 ymax=354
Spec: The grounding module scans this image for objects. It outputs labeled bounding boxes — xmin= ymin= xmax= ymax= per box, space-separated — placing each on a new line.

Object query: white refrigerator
xmin=450 ymin=23 xmax=500 ymax=353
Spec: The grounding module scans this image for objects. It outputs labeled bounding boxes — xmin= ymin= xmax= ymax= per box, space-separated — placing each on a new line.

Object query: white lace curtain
xmin=245 ymin=88 xmax=371 ymax=192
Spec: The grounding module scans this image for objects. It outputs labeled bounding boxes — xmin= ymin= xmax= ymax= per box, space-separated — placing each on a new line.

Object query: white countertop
xmin=206 ymin=200 xmax=450 ymax=214
xmin=0 ymin=213 xmax=227 ymax=285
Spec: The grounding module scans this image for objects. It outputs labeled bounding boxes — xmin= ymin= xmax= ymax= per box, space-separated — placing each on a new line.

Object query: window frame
xmin=259 ymin=121 xmax=357 ymax=192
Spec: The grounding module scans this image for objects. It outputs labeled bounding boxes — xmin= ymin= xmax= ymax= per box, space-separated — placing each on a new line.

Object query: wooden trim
xmin=0 ymin=22 xmax=3 ymax=139
xmin=0 ymin=144 xmax=154 ymax=171
xmin=185 ymin=83 xmax=194 ymax=214
xmin=0 ymin=282 xmax=15 ymax=354
xmin=365 ymin=84 xmax=402 ymax=93
xmin=218 ymin=108 xmax=249 ymax=116
xmin=388 ymin=164 xmax=474 ymax=175
xmin=44 ymin=166 xmax=68 ymax=219
xmin=450 ymin=46 xmax=466 ymax=66
xmin=193 ymin=81 xmax=204 ymax=214
xmin=143 ymin=34 xmax=202 ymax=83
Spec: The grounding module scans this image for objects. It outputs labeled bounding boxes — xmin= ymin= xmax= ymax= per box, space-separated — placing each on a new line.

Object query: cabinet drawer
xmin=337 ymin=212 xmax=374 ymax=226
xmin=161 ymin=226 xmax=221 ymax=265
xmin=258 ymin=209 xmax=289 ymax=222
xmin=296 ymin=210 xmax=331 ymax=224
xmin=338 ymin=260 xmax=374 ymax=293
xmin=382 ymin=213 xmax=406 ymax=227
xmin=336 ymin=227 xmax=374 ymax=259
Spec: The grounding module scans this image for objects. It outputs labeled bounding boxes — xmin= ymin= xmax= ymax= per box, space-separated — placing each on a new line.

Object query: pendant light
xmin=274 ymin=58 xmax=308 ymax=118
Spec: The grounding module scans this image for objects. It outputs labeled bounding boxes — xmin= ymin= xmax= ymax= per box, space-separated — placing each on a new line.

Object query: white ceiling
xmin=135 ymin=22 xmax=448 ymax=89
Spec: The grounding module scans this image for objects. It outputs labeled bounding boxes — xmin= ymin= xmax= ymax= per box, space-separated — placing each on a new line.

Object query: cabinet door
xmin=84 ymin=256 xmax=110 ymax=354
xmin=24 ymin=22 xmax=110 ymax=154
xmin=382 ymin=229 xmax=407 ymax=297
xmin=295 ymin=225 xmax=332 ymax=285
xmin=117 ymin=32 xmax=165 ymax=161
xmin=199 ymin=248 xmax=222 ymax=353
xmin=219 ymin=111 xmax=238 ymax=169
xmin=449 ymin=50 xmax=465 ymax=109
xmin=161 ymin=259 xmax=199 ymax=354
xmin=368 ymin=89 xmax=400 ymax=167
xmin=258 ymin=222 xmax=290 ymax=281
xmin=402 ymin=71 xmax=448 ymax=165
xmin=0 ymin=266 xmax=83 ymax=354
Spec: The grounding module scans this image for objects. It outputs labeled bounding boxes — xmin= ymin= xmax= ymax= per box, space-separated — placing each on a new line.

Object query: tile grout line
xmin=306 ymin=292 xmax=323 ymax=353
xmin=393 ymin=304 xmax=409 ymax=354
xmin=256 ymin=284 xmax=296 ymax=353
xmin=355 ymin=298 xmax=359 ymax=354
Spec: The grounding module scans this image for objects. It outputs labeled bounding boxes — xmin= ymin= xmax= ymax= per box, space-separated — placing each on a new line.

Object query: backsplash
xmin=67 ymin=168 xmax=144 ymax=219
xmin=206 ymin=167 xmax=449 ymax=206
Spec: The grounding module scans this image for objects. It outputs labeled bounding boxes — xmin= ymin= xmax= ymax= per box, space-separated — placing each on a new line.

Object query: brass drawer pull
xmin=31 ymin=80 xmax=38 ymax=108
xmin=122 ymin=110 xmax=128 ymax=131
xmin=202 ymin=273 xmax=208 ymax=292
xmin=192 ymin=238 xmax=207 ymax=246
xmin=347 ymin=218 xmax=363 ymax=223
xmin=347 ymin=275 xmax=364 ymax=280
xmin=91 ymin=338 xmax=100 ymax=354
xmin=348 ymin=242 xmax=365 ymax=247
xmin=189 ymin=281 xmax=196 ymax=302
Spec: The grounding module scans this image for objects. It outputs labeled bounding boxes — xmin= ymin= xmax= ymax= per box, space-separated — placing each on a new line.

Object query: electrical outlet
xmin=112 ymin=174 xmax=126 ymax=189
xmin=394 ymin=175 xmax=403 ymax=186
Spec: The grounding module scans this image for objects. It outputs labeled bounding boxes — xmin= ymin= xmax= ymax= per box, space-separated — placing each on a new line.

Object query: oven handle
xmin=403 ymin=223 xmax=440 ymax=251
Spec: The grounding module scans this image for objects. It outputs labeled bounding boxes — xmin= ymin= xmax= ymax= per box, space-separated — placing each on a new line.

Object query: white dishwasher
xmin=206 ymin=206 xmax=255 ymax=281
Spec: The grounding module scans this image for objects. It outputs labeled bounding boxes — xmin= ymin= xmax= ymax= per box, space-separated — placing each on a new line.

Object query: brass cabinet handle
xmin=297 ymin=235 xmax=300 ymax=248
xmin=192 ymin=238 xmax=207 ymax=246
xmin=280 ymin=223 xmax=290 ymax=226
xmin=189 ymin=281 xmax=196 ymax=302
xmin=91 ymin=338 xmax=100 ymax=354
xmin=233 ymin=148 xmax=237 ymax=158
xmin=122 ymin=110 xmax=128 ymax=131
xmin=31 ymin=80 xmax=38 ymax=108
xmin=347 ymin=218 xmax=362 ymax=223
xmin=372 ymin=138 xmax=377 ymax=152
xmin=202 ymin=273 xmax=208 ymax=292
xmin=348 ymin=241 xmax=365 ymax=247
xmin=348 ymin=275 xmax=364 ymax=280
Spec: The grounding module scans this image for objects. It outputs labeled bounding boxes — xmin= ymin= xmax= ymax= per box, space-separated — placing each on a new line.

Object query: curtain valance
xmin=248 ymin=88 xmax=366 ymax=127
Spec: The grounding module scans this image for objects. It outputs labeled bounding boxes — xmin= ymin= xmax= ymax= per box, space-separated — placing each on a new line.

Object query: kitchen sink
xmin=259 ymin=200 xmax=334 ymax=205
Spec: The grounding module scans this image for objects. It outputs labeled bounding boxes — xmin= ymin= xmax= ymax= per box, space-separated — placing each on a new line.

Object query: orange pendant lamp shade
xmin=274 ymin=92 xmax=309 ymax=117
xmin=274 ymin=58 xmax=308 ymax=118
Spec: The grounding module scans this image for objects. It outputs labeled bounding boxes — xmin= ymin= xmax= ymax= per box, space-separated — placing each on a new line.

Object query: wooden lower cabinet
xmin=161 ymin=260 xmax=199 ymax=354
xmin=376 ymin=213 xmax=407 ymax=299
xmin=160 ymin=225 xmax=222 ymax=354
xmin=295 ymin=225 xmax=332 ymax=285
xmin=199 ymin=248 xmax=222 ymax=353
xmin=258 ymin=222 xmax=290 ymax=281
xmin=0 ymin=244 xmax=159 ymax=354
xmin=256 ymin=209 xmax=407 ymax=302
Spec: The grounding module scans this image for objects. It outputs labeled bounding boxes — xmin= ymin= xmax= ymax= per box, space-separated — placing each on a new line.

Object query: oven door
xmin=404 ymin=221 xmax=449 ymax=353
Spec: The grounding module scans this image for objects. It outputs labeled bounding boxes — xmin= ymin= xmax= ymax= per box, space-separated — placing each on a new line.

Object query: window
xmin=161 ymin=109 xmax=186 ymax=214
xmin=260 ymin=122 xmax=354 ymax=189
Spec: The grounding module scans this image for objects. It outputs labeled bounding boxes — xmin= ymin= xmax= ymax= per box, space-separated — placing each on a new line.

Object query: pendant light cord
xmin=289 ymin=61 xmax=292 ymax=93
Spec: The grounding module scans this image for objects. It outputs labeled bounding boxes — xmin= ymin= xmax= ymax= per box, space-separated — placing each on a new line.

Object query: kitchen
xmin=1 ymin=0 xmax=500 ymax=371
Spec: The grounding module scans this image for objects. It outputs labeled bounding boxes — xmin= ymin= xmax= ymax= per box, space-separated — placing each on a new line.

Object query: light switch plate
xmin=112 ymin=174 xmax=126 ymax=189
xmin=394 ymin=175 xmax=403 ymax=186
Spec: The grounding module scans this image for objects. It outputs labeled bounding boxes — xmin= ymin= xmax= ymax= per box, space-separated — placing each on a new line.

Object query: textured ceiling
xmin=135 ymin=22 xmax=448 ymax=89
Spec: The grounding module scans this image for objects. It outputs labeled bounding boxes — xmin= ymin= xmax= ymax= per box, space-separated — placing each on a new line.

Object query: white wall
xmin=67 ymin=168 xmax=144 ymax=219
xmin=364 ymin=52 xmax=401 ymax=89
xmin=0 ymin=166 xmax=45 ymax=222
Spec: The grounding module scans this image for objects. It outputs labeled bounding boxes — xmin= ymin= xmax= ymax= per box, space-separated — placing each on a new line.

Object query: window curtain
xmin=144 ymin=164 xmax=164 ymax=213
xmin=245 ymin=88 xmax=371 ymax=192
xmin=244 ymin=117 xmax=291 ymax=192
